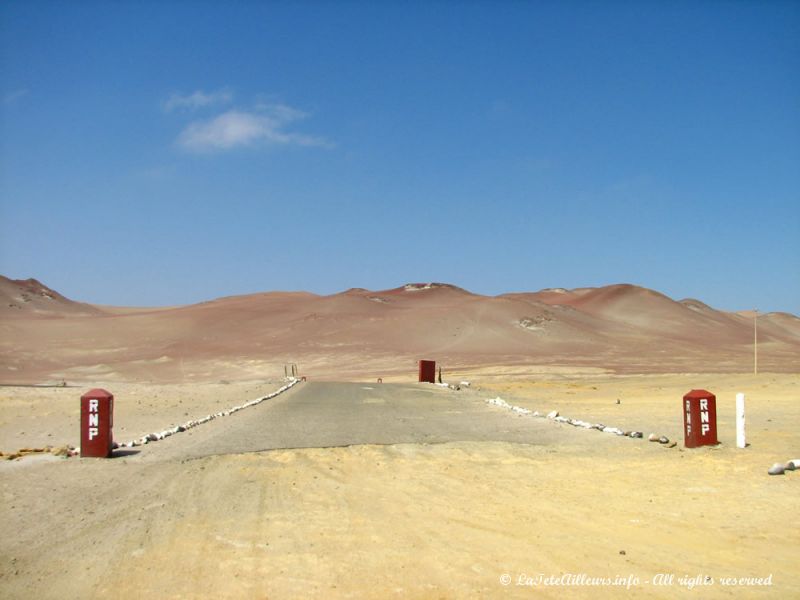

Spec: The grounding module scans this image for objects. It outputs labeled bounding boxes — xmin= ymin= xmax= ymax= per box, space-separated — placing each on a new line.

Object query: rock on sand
xmin=768 ymin=463 xmax=785 ymax=476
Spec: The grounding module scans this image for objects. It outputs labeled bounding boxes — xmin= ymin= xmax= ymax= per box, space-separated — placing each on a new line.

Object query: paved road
xmin=146 ymin=381 xmax=598 ymax=461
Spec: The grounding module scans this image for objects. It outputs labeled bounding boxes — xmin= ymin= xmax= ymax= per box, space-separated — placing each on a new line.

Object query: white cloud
xmin=176 ymin=105 xmax=331 ymax=153
xmin=3 ymin=89 xmax=29 ymax=105
xmin=164 ymin=88 xmax=233 ymax=112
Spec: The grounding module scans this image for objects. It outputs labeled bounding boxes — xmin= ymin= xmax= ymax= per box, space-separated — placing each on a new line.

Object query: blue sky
xmin=1 ymin=1 xmax=798 ymax=312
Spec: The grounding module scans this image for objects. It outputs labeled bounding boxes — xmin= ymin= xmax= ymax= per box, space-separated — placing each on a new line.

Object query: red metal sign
xmin=419 ymin=360 xmax=436 ymax=383
xmin=80 ymin=388 xmax=114 ymax=458
xmin=683 ymin=389 xmax=719 ymax=448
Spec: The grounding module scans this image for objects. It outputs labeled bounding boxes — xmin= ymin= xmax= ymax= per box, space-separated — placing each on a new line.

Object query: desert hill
xmin=0 ymin=276 xmax=104 ymax=318
xmin=1 ymin=277 xmax=797 ymax=383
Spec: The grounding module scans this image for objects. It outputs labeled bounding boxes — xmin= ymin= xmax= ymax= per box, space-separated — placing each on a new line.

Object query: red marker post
xmin=418 ymin=360 xmax=436 ymax=383
xmin=80 ymin=388 xmax=114 ymax=457
xmin=683 ymin=389 xmax=719 ymax=448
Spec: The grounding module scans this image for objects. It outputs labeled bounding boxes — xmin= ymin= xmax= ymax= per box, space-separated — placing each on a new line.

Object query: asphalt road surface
xmin=144 ymin=381 xmax=598 ymax=461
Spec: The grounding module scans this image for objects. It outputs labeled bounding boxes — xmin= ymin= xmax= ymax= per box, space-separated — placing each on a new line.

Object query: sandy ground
xmin=1 ymin=370 xmax=798 ymax=599
xmin=448 ymin=367 xmax=800 ymax=452
xmin=0 ymin=380 xmax=284 ymax=453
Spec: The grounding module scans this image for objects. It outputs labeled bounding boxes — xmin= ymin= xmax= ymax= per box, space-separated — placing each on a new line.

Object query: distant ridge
xmin=1 ymin=276 xmax=798 ymax=382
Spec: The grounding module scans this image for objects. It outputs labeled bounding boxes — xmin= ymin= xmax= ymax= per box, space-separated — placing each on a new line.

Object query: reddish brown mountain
xmin=1 ymin=278 xmax=797 ymax=383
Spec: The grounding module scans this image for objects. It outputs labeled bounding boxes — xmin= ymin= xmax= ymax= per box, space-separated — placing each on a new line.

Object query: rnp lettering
xmin=685 ymin=399 xmax=691 ymax=435
xmin=699 ymin=398 xmax=711 ymax=436
xmin=686 ymin=398 xmax=712 ymax=437
xmin=87 ymin=399 xmax=100 ymax=440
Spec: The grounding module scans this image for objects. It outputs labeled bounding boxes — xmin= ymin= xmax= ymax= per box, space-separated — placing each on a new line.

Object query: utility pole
xmin=754 ymin=309 xmax=758 ymax=376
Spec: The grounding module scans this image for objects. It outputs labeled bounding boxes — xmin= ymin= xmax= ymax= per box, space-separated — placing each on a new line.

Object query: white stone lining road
xmin=112 ymin=378 xmax=301 ymax=450
xmin=485 ymin=395 xmax=649 ymax=440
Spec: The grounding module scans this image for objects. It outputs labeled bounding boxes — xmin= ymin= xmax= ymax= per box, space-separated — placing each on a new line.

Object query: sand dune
xmin=1 ymin=277 xmax=797 ymax=383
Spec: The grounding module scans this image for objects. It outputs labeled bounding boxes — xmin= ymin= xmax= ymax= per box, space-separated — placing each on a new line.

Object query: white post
xmin=736 ymin=393 xmax=746 ymax=448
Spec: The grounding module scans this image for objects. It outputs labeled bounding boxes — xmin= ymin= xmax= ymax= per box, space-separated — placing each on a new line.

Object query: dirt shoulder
xmin=0 ymin=380 xmax=284 ymax=454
